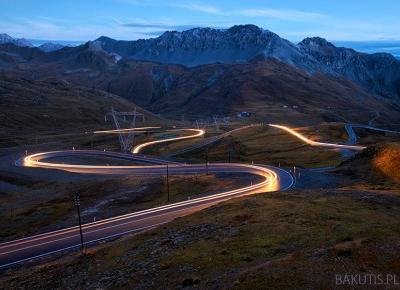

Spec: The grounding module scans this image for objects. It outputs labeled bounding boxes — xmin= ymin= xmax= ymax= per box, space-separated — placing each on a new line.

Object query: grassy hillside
xmin=2 ymin=188 xmax=400 ymax=289
xmin=337 ymin=142 xmax=400 ymax=185
xmin=167 ymin=125 xmax=346 ymax=168
xmin=0 ymin=170 xmax=250 ymax=241
xmin=0 ymin=74 xmax=162 ymax=147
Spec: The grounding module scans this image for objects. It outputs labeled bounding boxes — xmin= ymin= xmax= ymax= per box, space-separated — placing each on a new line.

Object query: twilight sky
xmin=1 ymin=0 xmax=399 ymax=41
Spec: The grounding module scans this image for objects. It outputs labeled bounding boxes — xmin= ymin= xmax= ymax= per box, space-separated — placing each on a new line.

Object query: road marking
xmin=3 ymin=126 xmax=293 ymax=267
xmin=0 ymin=222 xmax=167 ymax=269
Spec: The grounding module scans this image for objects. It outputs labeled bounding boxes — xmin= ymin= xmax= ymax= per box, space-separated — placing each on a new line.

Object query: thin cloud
xmin=171 ymin=3 xmax=223 ymax=15
xmin=138 ymin=31 xmax=164 ymax=36
xmin=171 ymin=3 xmax=324 ymax=21
xmin=2 ymin=9 xmax=399 ymax=42
xmin=236 ymin=8 xmax=325 ymax=21
xmin=121 ymin=22 xmax=200 ymax=30
xmin=119 ymin=18 xmax=229 ymax=31
xmin=0 ymin=18 xmax=149 ymax=41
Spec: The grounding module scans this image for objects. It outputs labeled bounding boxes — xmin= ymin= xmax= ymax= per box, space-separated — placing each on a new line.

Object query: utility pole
xmin=205 ymin=148 xmax=209 ymax=174
xmin=166 ymin=164 xmax=170 ymax=202
xmin=74 ymin=194 xmax=84 ymax=253
xmin=213 ymin=116 xmax=219 ymax=130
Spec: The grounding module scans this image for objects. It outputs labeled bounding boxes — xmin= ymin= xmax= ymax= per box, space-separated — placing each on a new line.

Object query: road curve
xmin=164 ymin=124 xmax=261 ymax=157
xmin=2 ymin=146 xmax=292 ymax=268
xmin=345 ymin=123 xmax=400 ymax=145
xmin=132 ymin=129 xmax=205 ymax=154
xmin=269 ymin=124 xmax=366 ymax=151
xmin=6 ymin=122 xmax=396 ymax=268
xmin=94 ymin=126 xmax=161 ymax=134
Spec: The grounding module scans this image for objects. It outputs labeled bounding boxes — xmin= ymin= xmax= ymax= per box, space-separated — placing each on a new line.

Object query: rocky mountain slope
xmin=0 ymin=33 xmax=66 ymax=52
xmin=298 ymin=37 xmax=400 ymax=100
xmin=38 ymin=42 xmax=65 ymax=52
xmin=94 ymin=25 xmax=318 ymax=71
xmin=92 ymin=25 xmax=400 ymax=101
xmin=1 ymin=25 xmax=400 ymax=123
xmin=0 ymin=33 xmax=33 ymax=47
xmin=2 ymin=25 xmax=400 ymax=102
xmin=1 ymin=42 xmax=400 ymax=125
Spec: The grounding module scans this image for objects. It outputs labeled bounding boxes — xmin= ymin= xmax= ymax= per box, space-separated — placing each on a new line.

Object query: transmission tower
xmin=105 ymin=107 xmax=145 ymax=152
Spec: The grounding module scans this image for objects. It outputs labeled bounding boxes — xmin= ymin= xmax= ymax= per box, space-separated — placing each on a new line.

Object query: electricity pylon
xmin=105 ymin=107 xmax=145 ymax=153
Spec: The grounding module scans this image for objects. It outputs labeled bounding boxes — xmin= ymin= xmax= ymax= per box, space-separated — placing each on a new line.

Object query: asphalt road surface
xmin=4 ymin=122 xmax=398 ymax=268
xmin=269 ymin=124 xmax=366 ymax=151
xmin=1 ymin=144 xmax=293 ymax=267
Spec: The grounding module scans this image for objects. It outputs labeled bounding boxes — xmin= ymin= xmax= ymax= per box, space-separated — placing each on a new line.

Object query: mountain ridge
xmin=0 ymin=33 xmax=33 ymax=48
xmin=92 ymin=25 xmax=319 ymax=70
xmin=0 ymin=33 xmax=66 ymax=52
xmin=88 ymin=25 xmax=400 ymax=100
xmin=1 ymin=25 xmax=400 ymax=121
xmin=38 ymin=42 xmax=65 ymax=52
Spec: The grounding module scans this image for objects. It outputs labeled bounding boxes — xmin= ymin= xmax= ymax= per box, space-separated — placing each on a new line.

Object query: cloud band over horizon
xmin=0 ymin=0 xmax=399 ymax=42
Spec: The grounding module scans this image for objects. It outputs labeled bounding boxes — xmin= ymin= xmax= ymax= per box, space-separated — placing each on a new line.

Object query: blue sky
xmin=1 ymin=0 xmax=399 ymax=41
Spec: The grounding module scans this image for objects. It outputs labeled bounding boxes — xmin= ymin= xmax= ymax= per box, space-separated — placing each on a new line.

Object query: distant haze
xmin=333 ymin=41 xmax=400 ymax=59
xmin=25 ymin=36 xmax=400 ymax=59
xmin=28 ymin=39 xmax=84 ymax=47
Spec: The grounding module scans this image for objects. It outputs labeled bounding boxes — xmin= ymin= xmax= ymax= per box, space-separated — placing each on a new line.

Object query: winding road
xmin=163 ymin=124 xmax=261 ymax=157
xmin=132 ymin=128 xmax=205 ymax=154
xmin=344 ymin=123 xmax=400 ymax=145
xmin=4 ymin=122 xmax=395 ymax=268
xmin=0 ymin=128 xmax=293 ymax=268
xmin=269 ymin=123 xmax=399 ymax=158
xmin=269 ymin=124 xmax=366 ymax=151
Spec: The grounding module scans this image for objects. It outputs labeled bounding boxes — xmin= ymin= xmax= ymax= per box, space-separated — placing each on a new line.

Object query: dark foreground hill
xmin=2 ymin=185 xmax=400 ymax=289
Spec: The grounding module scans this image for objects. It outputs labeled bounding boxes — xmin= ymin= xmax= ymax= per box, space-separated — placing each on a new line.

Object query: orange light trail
xmin=93 ymin=126 xmax=161 ymax=134
xmin=132 ymin=128 xmax=205 ymax=154
xmin=269 ymin=124 xmax=366 ymax=151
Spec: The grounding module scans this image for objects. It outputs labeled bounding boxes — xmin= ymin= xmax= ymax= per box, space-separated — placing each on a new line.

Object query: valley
xmin=0 ymin=21 xmax=400 ymax=290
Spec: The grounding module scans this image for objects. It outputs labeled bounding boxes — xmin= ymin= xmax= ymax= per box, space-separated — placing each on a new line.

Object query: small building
xmin=237 ymin=111 xmax=252 ymax=118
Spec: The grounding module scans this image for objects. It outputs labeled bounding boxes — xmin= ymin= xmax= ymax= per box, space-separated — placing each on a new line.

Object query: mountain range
xmin=1 ymin=25 xmax=400 ymax=124
xmin=0 ymin=33 xmax=65 ymax=52
xmin=0 ymin=33 xmax=33 ymax=48
xmin=91 ymin=25 xmax=400 ymax=101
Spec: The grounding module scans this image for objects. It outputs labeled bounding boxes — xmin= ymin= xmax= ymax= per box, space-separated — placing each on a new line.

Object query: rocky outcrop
xmin=0 ymin=33 xmax=33 ymax=47
xmin=298 ymin=37 xmax=400 ymax=99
